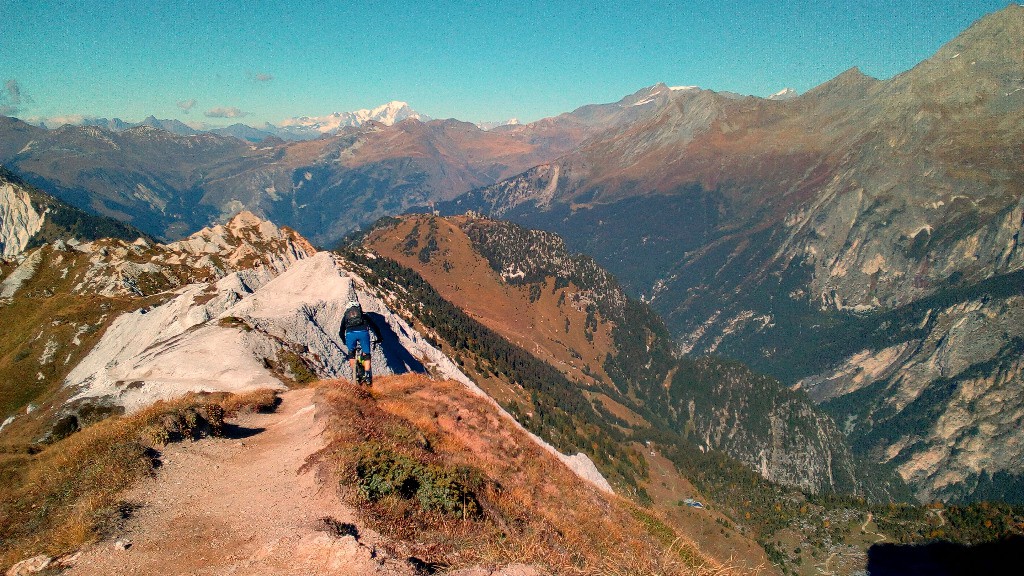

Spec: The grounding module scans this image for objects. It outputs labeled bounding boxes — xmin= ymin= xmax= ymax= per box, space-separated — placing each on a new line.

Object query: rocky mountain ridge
xmin=358 ymin=214 xmax=871 ymax=497
xmin=0 ymin=115 xmax=574 ymax=244
xmin=37 ymin=101 xmax=428 ymax=141
xmin=0 ymin=211 xmax=612 ymax=495
xmin=438 ymin=5 xmax=1024 ymax=503
xmin=0 ymin=210 xmax=314 ymax=441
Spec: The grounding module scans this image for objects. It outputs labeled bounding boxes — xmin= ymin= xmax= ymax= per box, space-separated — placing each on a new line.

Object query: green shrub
xmin=352 ymin=443 xmax=480 ymax=518
xmin=277 ymin=349 xmax=316 ymax=384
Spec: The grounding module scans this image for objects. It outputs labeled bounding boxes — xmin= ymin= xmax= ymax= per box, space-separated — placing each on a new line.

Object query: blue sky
xmin=0 ymin=1 xmax=1014 ymax=126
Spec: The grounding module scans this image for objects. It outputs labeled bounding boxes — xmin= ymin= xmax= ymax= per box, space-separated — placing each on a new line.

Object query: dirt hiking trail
xmin=65 ymin=387 xmax=414 ymax=576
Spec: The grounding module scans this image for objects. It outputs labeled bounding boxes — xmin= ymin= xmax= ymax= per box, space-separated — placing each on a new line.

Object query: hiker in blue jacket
xmin=339 ymin=295 xmax=382 ymax=385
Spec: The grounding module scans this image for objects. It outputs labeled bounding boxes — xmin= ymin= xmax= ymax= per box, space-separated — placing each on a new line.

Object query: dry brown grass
xmin=0 ymin=389 xmax=280 ymax=571
xmin=312 ymin=374 xmax=747 ymax=575
xmin=218 ymin=387 xmax=281 ymax=417
xmin=363 ymin=216 xmax=615 ymax=391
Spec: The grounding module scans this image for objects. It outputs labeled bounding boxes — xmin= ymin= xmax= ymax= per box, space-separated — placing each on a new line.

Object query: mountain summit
xmin=278 ymin=100 xmax=430 ymax=134
xmin=883 ymin=3 xmax=1024 ymax=106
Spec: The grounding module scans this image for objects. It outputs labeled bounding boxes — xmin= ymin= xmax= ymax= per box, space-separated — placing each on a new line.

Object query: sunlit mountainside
xmin=2 ymin=6 xmax=1024 ymax=576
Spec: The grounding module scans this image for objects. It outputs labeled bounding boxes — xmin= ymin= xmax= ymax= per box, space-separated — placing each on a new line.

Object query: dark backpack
xmin=343 ymin=305 xmax=366 ymax=330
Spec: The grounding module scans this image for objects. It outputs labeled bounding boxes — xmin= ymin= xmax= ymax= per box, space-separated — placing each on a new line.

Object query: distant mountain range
xmin=276 ymin=100 xmax=428 ymax=137
xmin=34 ymin=102 xmax=427 ymax=143
xmin=0 ymin=82 xmax=686 ymax=244
xmin=29 ymin=83 xmax=799 ymax=145
xmin=33 ymin=101 xmax=516 ymax=143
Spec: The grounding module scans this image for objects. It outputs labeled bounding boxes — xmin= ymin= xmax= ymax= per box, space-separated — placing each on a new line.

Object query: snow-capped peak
xmin=368 ymin=101 xmax=415 ymax=122
xmin=278 ymin=101 xmax=431 ymax=133
xmin=477 ymin=118 xmax=520 ymax=131
xmin=768 ymin=88 xmax=798 ymax=100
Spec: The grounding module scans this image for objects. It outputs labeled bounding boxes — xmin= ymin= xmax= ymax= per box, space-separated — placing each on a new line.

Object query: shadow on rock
xmin=408 ymin=556 xmax=446 ymax=575
xmin=366 ymin=312 xmax=426 ymax=375
xmin=866 ymin=535 xmax=1024 ymax=575
xmin=220 ymin=424 xmax=266 ymax=439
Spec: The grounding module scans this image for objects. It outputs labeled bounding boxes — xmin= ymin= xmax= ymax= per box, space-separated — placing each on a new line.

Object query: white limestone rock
xmin=0 ymin=248 xmax=43 ymax=300
xmin=0 ymin=181 xmax=46 ymax=260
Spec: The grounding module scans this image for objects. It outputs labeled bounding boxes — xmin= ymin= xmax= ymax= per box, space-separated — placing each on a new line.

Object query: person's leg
xmin=358 ymin=330 xmax=374 ymax=383
xmin=345 ymin=330 xmax=366 ymax=382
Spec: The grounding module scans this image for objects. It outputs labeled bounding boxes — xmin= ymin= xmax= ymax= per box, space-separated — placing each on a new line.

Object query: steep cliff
xmin=1 ymin=168 xmax=144 ymax=260
xmin=442 ymin=6 xmax=1024 ymax=502
xmin=0 ymin=177 xmax=45 ymax=258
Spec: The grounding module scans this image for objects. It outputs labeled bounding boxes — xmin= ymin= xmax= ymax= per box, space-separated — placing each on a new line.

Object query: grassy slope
xmin=350 ymin=217 xmax=775 ymax=572
xmin=361 ymin=214 xmax=618 ymax=404
xmin=0 ymin=244 xmax=168 ymax=445
xmin=315 ymin=374 xmax=739 ymax=575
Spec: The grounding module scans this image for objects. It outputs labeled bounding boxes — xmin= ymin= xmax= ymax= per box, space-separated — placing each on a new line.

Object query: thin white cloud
xmin=205 ymin=106 xmax=248 ymax=118
xmin=177 ymin=98 xmax=197 ymax=113
xmin=39 ymin=114 xmax=91 ymax=127
xmin=253 ymin=73 xmax=273 ymax=82
xmin=1 ymin=79 xmax=30 ymax=116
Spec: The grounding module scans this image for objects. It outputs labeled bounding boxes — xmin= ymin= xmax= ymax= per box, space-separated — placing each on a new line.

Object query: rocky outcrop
xmin=66 ymin=210 xmax=313 ymax=297
xmin=797 ymin=293 xmax=1024 ymax=501
xmin=0 ymin=212 xmax=613 ymax=493
xmin=5 ymin=554 xmax=51 ymax=575
xmin=0 ymin=180 xmax=45 ymax=259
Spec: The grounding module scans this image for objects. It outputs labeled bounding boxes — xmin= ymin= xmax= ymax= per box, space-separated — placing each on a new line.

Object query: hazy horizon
xmin=0 ymin=1 xmax=1014 ymax=126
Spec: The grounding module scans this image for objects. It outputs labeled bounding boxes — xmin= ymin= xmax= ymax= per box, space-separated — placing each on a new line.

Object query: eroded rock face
xmin=451 ymin=7 xmax=1024 ymax=502
xmin=0 ymin=181 xmax=46 ymax=259
xmin=788 ymin=176 xmax=1024 ymax=317
xmin=0 ymin=248 xmax=43 ymax=300
xmin=798 ymin=294 xmax=1024 ymax=501
xmin=667 ymin=357 xmax=864 ymax=495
